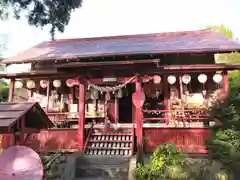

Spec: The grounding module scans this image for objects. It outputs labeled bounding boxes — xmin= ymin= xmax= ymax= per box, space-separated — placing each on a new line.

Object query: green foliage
xmin=2 ymin=0 xmax=83 ymax=40
xmin=206 ymin=79 xmax=240 ymax=175
xmin=134 ymin=142 xmax=188 ymax=180
xmin=206 ymin=25 xmax=233 ymax=39
xmin=0 ymin=0 xmax=9 ymax=20
xmin=41 ymin=152 xmax=66 ymax=180
xmin=215 ymin=52 xmax=240 ymax=64
xmin=206 ymin=25 xmax=240 ymax=64
xmin=0 ymin=81 xmax=8 ymax=102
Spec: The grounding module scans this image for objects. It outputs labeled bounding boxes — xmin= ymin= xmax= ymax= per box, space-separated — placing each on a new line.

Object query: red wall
xmin=2 ymin=129 xmax=78 ymax=152
xmin=143 ymin=128 xmax=210 ymax=153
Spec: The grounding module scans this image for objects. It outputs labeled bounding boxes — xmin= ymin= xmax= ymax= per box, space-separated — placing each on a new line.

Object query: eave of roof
xmin=0 ymin=64 xmax=239 ymax=79
xmin=2 ymin=29 xmax=240 ymax=64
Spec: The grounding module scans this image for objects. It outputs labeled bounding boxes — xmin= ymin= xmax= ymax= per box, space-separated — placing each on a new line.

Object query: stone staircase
xmin=59 ymin=128 xmax=135 ymax=180
xmin=84 ymin=128 xmax=134 ymax=156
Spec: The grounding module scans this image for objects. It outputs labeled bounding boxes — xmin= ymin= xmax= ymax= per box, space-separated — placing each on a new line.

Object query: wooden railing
xmin=142 ymin=108 xmax=208 ymax=123
xmin=131 ymin=124 xmax=135 ymax=155
xmin=83 ymin=122 xmax=94 ymax=153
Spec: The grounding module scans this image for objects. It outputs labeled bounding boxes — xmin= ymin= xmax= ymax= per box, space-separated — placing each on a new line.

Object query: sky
xmin=1 ymin=0 xmax=240 ymax=58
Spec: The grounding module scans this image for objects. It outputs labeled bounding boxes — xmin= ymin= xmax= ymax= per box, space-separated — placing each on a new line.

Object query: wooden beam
xmin=23 ymin=127 xmax=40 ymax=133
xmin=77 ymin=79 xmax=86 ymax=151
xmin=54 ymin=59 xmax=160 ymax=68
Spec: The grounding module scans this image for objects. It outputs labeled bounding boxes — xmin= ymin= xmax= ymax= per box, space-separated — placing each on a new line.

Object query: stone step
xmin=75 ymin=156 xmax=130 ymax=179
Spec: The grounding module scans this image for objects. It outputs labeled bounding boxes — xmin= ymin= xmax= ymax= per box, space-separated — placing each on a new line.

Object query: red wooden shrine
xmin=1 ymin=29 xmax=240 ymax=154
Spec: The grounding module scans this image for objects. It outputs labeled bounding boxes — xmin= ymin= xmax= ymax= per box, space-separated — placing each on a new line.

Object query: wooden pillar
xmin=222 ymin=71 xmax=229 ymax=94
xmin=77 ymin=80 xmax=85 ymax=151
xmin=114 ymin=97 xmax=119 ymax=123
xmin=8 ymin=78 xmax=15 ymax=102
xmin=163 ymin=76 xmax=170 ymax=124
xmin=132 ymin=78 xmax=145 ymax=163
xmin=46 ymin=80 xmax=51 ymax=113
xmin=20 ymin=116 xmax=25 ymax=145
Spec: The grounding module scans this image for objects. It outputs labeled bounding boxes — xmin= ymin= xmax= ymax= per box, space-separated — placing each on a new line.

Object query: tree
xmin=206 ymin=25 xmax=240 ymax=64
xmin=1 ymin=0 xmax=83 ymax=40
xmin=0 ymin=33 xmax=8 ymax=102
xmin=0 ymin=0 xmax=9 ymax=20
xmin=206 ymin=25 xmax=233 ymax=39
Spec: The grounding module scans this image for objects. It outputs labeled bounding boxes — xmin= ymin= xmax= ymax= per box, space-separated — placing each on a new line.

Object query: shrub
xmin=133 ymin=142 xmax=189 ymax=180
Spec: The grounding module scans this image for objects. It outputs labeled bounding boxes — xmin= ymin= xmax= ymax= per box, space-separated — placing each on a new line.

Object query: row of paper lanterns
xmin=153 ymin=74 xmax=223 ymax=85
xmin=14 ymin=79 xmax=78 ymax=89
xmin=15 ymin=74 xmax=223 ymax=89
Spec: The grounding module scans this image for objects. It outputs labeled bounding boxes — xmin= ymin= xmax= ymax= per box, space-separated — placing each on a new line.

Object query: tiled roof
xmin=2 ymin=29 xmax=240 ymax=64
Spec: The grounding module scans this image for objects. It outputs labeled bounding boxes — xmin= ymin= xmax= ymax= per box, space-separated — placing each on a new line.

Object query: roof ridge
xmin=46 ymin=29 xmax=211 ymax=44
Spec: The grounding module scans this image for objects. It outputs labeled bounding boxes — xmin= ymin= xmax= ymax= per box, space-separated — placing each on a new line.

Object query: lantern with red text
xmin=66 ymin=79 xmax=75 ymax=87
xmin=40 ymin=80 xmax=48 ymax=89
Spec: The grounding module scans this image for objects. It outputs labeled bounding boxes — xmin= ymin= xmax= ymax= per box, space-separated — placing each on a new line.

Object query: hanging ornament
xmin=66 ymin=79 xmax=75 ymax=87
xmin=182 ymin=74 xmax=191 ymax=84
xmin=90 ymin=90 xmax=99 ymax=99
xmin=40 ymin=80 xmax=48 ymax=89
xmin=202 ymin=90 xmax=207 ymax=96
xmin=153 ymin=75 xmax=161 ymax=84
xmin=167 ymin=75 xmax=176 ymax=84
xmin=198 ymin=74 xmax=207 ymax=84
xmin=213 ymin=74 xmax=223 ymax=84
xmin=26 ymin=80 xmax=36 ymax=89
xmin=156 ymin=90 xmax=160 ymax=98
xmin=117 ymin=89 xmax=123 ymax=98
xmin=105 ymin=92 xmax=111 ymax=101
xmin=93 ymin=90 xmax=99 ymax=99
xmin=53 ymin=80 xmax=61 ymax=88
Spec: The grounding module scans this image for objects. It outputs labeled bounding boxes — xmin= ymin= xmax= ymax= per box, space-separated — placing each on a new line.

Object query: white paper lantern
xmin=26 ymin=80 xmax=36 ymax=89
xmin=182 ymin=74 xmax=191 ymax=84
xmin=53 ymin=80 xmax=61 ymax=88
xmin=153 ymin=75 xmax=161 ymax=84
xmin=198 ymin=74 xmax=207 ymax=84
xmin=167 ymin=75 xmax=176 ymax=84
xmin=14 ymin=81 xmax=23 ymax=89
xmin=40 ymin=80 xmax=49 ymax=88
xmin=213 ymin=74 xmax=223 ymax=84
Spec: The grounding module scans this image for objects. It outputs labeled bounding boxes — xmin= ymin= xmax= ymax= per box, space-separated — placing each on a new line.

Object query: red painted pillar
xmin=132 ymin=79 xmax=145 ymax=159
xmin=77 ymin=81 xmax=85 ymax=151
xmin=8 ymin=78 xmax=15 ymax=102
xmin=222 ymin=71 xmax=229 ymax=95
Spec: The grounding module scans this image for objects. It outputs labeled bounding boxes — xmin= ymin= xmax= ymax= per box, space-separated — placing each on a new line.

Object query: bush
xmin=133 ymin=142 xmax=189 ymax=180
xmin=206 ymin=75 xmax=240 ymax=178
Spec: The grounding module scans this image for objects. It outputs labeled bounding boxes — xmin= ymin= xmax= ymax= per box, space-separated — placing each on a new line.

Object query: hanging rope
xmin=88 ymin=76 xmax=136 ymax=92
